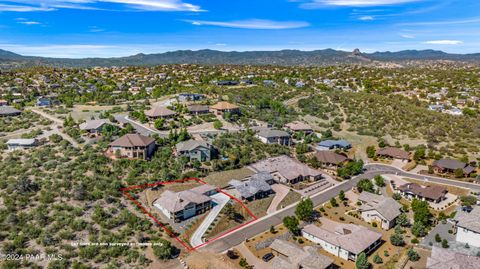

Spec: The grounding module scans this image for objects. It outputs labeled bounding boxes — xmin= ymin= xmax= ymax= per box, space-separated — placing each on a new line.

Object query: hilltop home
xmin=314 ymin=151 xmax=349 ymax=169
xmin=108 ymin=134 xmax=156 ymax=160
xmin=376 ymin=147 xmax=410 ymax=161
xmin=269 ymin=239 xmax=334 ymax=269
xmin=432 ymin=159 xmax=476 ymax=177
xmin=397 ymin=182 xmax=447 ymax=203
xmin=426 ymin=247 xmax=480 ymax=269
xmin=36 ymin=97 xmax=52 ymax=107
xmin=145 ymin=105 xmax=177 ymax=119
xmin=284 ymin=121 xmax=313 ymax=134
xmin=6 ymin=139 xmax=38 ymax=151
xmin=317 ymin=140 xmax=352 ymax=151
xmin=358 ymin=192 xmax=402 ymax=230
xmin=229 ymin=172 xmax=274 ymax=201
xmin=186 ymin=104 xmax=209 ymax=115
xmin=255 ymin=129 xmax=291 ymax=146
xmin=453 ymin=206 xmax=480 ymax=247
xmin=175 ymin=139 xmax=212 ymax=162
xmin=153 ymin=184 xmax=217 ymax=222
xmin=0 ymin=99 xmax=7 ymax=106
xmin=177 ymin=93 xmax=205 ymax=102
xmin=209 ymin=101 xmax=240 ymax=116
xmin=0 ymin=106 xmax=21 ymax=117
xmin=302 ymin=218 xmax=382 ymax=262
xmin=79 ymin=119 xmax=109 ymax=134
xmin=249 ymin=155 xmax=323 ymax=185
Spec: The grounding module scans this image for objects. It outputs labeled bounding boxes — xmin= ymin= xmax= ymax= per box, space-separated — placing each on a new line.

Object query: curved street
xmin=203 ymin=163 xmax=480 ymax=253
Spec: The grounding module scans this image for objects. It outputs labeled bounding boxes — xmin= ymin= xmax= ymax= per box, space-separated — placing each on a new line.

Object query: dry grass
xmin=276 ymin=190 xmax=302 ymax=210
xmin=243 ymin=196 xmax=274 ymax=218
xmin=203 ymin=167 xmax=255 ymax=188
xmin=186 ymin=250 xmax=242 ymax=269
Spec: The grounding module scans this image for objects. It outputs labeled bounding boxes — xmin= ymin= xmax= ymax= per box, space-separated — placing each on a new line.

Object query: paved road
xmin=203 ymin=164 xmax=480 ymax=253
xmin=190 ymin=193 xmax=231 ymax=247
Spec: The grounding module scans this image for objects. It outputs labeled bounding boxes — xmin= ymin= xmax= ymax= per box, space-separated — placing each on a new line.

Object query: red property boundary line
xmin=120 ymin=178 xmax=258 ymax=251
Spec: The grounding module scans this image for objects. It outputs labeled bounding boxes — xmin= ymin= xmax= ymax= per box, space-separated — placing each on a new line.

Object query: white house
xmin=302 ymin=218 xmax=382 ymax=261
xmin=358 ymin=192 xmax=402 ymax=230
xmin=453 ymin=206 xmax=480 ymax=247
xmin=6 ymin=139 xmax=38 ymax=151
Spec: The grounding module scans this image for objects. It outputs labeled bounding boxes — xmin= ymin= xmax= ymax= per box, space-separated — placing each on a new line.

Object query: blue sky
xmin=0 ymin=0 xmax=479 ymax=57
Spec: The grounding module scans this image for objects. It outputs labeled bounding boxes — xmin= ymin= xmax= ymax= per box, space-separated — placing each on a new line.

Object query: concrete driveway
xmin=267 ymin=184 xmax=290 ymax=214
xmin=190 ymin=192 xmax=231 ymax=247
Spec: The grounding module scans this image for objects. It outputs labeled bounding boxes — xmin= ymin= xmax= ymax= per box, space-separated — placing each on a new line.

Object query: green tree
xmin=355 ymin=252 xmax=370 ymax=269
xmin=154 ymin=118 xmax=165 ymax=130
xmin=411 ymin=199 xmax=432 ymax=226
xmin=373 ymin=254 xmax=383 ymax=264
xmin=411 ymin=222 xmax=427 ymax=237
xmin=295 ymin=198 xmax=314 ymax=221
xmin=357 ymin=179 xmax=374 ymax=193
xmin=442 ymin=239 xmax=449 ymax=248
xmin=460 ymin=195 xmax=477 ymax=206
xmin=435 ymin=233 xmax=442 ymax=243
xmin=390 ymin=232 xmax=405 ymax=246
xmin=339 ymin=190 xmax=346 ymax=201
xmin=366 ymin=146 xmax=376 ymax=158
xmin=396 ymin=213 xmax=410 ymax=227
xmin=374 ymin=175 xmax=385 ymax=187
xmin=213 ymin=120 xmax=223 ymax=130
xmin=152 ymin=239 xmax=173 ymax=260
xmin=330 ymin=197 xmax=338 ymax=207
xmin=283 ymin=216 xmax=300 ymax=235
xmin=407 ymin=248 xmax=420 ymax=261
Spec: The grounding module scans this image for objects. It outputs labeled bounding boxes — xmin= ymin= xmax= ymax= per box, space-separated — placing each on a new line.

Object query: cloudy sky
xmin=0 ymin=0 xmax=479 ymax=57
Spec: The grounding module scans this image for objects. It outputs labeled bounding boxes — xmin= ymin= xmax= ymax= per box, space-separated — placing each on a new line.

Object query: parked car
xmin=262 ymin=253 xmax=274 ymax=262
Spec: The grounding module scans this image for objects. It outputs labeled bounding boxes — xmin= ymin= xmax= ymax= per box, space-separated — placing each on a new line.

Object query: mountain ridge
xmin=1 ymin=48 xmax=479 ymax=68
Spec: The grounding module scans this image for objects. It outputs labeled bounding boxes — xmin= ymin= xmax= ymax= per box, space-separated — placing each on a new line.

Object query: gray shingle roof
xmin=109 ymin=134 xmax=155 ymax=147
xmin=79 ymin=119 xmax=109 ymax=131
xmin=0 ymin=106 xmax=21 ymax=116
xmin=175 ymin=139 xmax=210 ymax=152
xmin=358 ymin=192 xmax=402 ymax=221
xmin=454 ymin=206 xmax=480 ymax=233
xmin=427 ymin=246 xmax=480 ymax=269
xmin=269 ymin=239 xmax=333 ymax=269
xmin=233 ymin=176 xmax=272 ymax=199
xmin=256 ymin=129 xmax=290 ymax=139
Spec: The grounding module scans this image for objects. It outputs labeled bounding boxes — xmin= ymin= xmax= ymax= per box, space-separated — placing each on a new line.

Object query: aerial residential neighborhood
xmin=1 ymin=0 xmax=480 ymax=268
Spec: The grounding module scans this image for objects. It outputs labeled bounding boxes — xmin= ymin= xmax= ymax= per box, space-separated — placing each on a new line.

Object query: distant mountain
xmin=0 ymin=48 xmax=479 ymax=68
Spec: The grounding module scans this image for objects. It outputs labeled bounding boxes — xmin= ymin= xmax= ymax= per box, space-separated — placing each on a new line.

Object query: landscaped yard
xmin=203 ymin=167 xmax=255 ymax=188
xmin=204 ymin=202 xmax=253 ymax=241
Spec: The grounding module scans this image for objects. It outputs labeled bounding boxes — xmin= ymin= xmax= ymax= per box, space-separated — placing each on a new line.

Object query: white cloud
xmin=301 ymin=0 xmax=422 ymax=8
xmin=359 ymin=15 xmax=374 ymax=21
xmin=184 ymin=19 xmax=310 ymax=30
xmin=399 ymin=33 xmax=415 ymax=39
xmin=424 ymin=40 xmax=463 ymax=45
xmin=0 ymin=0 xmax=202 ymax=12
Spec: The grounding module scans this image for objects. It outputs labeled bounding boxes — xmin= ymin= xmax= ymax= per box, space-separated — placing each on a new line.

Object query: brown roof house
xmin=187 ymin=104 xmax=209 ymax=115
xmin=153 ymin=184 xmax=217 ymax=222
xmin=376 ymin=147 xmax=410 ymax=161
xmin=249 ymin=155 xmax=323 ymax=185
xmin=358 ymin=192 xmax=402 ymax=230
xmin=269 ymin=239 xmax=334 ymax=269
xmin=145 ymin=105 xmax=177 ymax=119
xmin=284 ymin=121 xmax=313 ymax=134
xmin=397 ymin=182 xmax=447 ymax=203
xmin=315 ymin=151 xmax=349 ymax=169
xmin=209 ymin=101 xmax=240 ymax=116
xmin=432 ymin=159 xmax=476 ymax=177
xmin=302 ymin=218 xmax=382 ymax=261
xmin=108 ymin=134 xmax=156 ymax=160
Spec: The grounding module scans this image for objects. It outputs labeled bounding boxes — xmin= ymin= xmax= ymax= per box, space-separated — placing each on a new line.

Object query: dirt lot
xmin=243 ymin=196 xmax=274 ymax=218
xmin=186 ymin=250 xmax=243 ymax=269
